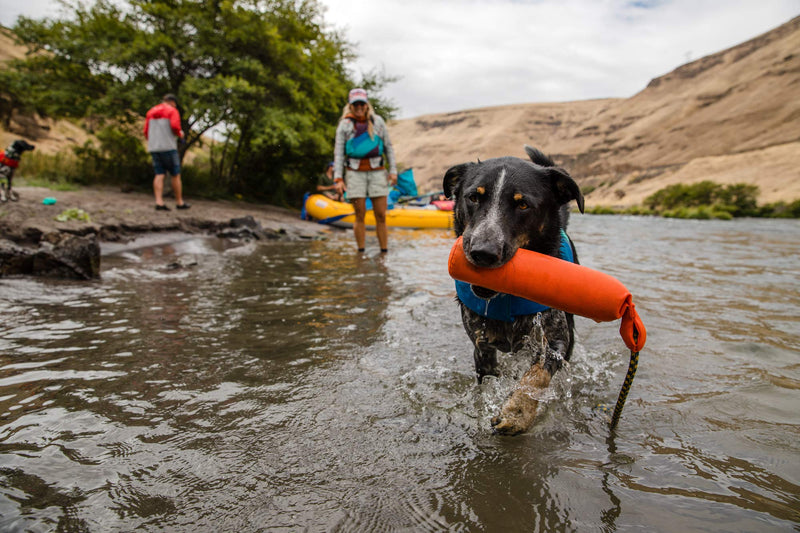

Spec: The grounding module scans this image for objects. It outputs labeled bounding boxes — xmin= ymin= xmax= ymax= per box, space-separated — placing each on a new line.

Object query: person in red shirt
xmin=143 ymin=94 xmax=190 ymax=211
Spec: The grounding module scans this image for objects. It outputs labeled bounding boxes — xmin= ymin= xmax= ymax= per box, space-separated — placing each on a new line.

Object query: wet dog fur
xmin=443 ymin=145 xmax=584 ymax=435
xmin=0 ymin=139 xmax=36 ymax=202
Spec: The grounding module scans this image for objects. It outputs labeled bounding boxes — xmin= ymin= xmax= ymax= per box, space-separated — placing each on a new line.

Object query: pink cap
xmin=348 ymin=88 xmax=368 ymax=104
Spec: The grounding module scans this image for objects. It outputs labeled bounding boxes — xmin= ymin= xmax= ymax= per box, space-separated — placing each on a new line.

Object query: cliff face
xmin=390 ymin=16 xmax=800 ymax=206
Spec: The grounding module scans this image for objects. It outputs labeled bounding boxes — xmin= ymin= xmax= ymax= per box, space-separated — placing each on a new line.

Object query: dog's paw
xmin=491 ymin=415 xmax=526 ymax=436
xmin=489 ymin=363 xmax=551 ymax=435
xmin=8 ymin=190 xmax=18 ymax=202
xmin=490 ymin=400 xmax=539 ymax=436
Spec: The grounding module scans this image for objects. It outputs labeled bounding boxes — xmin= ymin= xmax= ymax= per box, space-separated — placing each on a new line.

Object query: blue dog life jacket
xmin=455 ymin=230 xmax=576 ymax=322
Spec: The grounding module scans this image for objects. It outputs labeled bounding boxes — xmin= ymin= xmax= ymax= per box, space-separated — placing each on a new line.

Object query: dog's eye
xmin=467 ymin=192 xmax=479 ymax=203
xmin=517 ymin=200 xmax=529 ymax=210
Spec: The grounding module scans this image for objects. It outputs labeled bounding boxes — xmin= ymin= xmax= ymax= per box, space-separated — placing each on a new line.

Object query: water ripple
xmin=0 ymin=222 xmax=797 ymax=530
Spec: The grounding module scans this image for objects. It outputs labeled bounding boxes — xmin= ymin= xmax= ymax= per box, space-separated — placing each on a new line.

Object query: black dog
xmin=443 ymin=145 xmax=584 ymax=435
xmin=0 ymin=139 xmax=36 ymax=202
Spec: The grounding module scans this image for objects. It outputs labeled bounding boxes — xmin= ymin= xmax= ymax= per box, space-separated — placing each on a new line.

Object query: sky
xmin=3 ymin=0 xmax=798 ymax=119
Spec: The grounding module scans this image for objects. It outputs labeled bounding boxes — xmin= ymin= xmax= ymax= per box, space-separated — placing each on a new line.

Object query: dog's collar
xmin=455 ymin=230 xmax=575 ymax=322
xmin=0 ymin=154 xmax=19 ymax=168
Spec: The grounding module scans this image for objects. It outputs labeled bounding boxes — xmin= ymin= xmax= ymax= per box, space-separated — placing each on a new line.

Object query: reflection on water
xmin=0 ymin=218 xmax=798 ymax=531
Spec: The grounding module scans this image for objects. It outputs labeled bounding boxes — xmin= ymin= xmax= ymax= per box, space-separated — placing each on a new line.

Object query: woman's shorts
xmin=345 ymin=169 xmax=389 ymax=199
xmin=151 ymin=150 xmax=181 ymax=176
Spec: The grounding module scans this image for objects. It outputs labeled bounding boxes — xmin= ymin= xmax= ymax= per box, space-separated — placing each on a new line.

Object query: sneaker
xmin=155 ymin=204 xmax=170 ymax=211
xmin=176 ymin=203 xmax=191 ymax=210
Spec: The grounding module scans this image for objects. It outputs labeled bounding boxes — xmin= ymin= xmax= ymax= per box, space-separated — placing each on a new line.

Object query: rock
xmin=166 ymin=255 xmax=198 ymax=270
xmin=0 ymin=239 xmax=34 ymax=276
xmin=217 ymin=226 xmax=262 ymax=240
xmin=216 ymin=215 xmax=284 ymax=241
xmin=230 ymin=215 xmax=259 ymax=228
xmin=55 ymin=234 xmax=101 ymax=279
xmin=0 ymin=233 xmax=100 ymax=279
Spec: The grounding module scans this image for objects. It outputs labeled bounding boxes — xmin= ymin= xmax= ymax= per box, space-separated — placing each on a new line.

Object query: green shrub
xmin=180 ymin=164 xmax=228 ymax=200
xmin=662 ymin=205 xmax=733 ymax=220
xmin=715 ymin=183 xmax=759 ymax=216
xmin=585 ymin=205 xmax=617 ymax=215
xmin=644 ymin=180 xmax=722 ymax=210
xmin=622 ymin=205 xmax=654 ymax=216
xmin=16 ymin=151 xmax=83 ymax=183
xmin=643 ymin=181 xmax=778 ymax=218
xmin=759 ymin=200 xmax=800 ymax=218
xmin=16 ymin=124 xmax=153 ymax=189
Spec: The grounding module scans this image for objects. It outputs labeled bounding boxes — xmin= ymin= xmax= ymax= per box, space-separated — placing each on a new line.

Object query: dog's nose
xmin=468 ymin=243 xmax=502 ymax=267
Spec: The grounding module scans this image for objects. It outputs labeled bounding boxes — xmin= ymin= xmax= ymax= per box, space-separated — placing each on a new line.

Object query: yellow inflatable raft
xmin=303 ymin=194 xmax=453 ymax=230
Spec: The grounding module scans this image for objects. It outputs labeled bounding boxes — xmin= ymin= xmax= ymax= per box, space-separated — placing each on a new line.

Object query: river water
xmin=0 ymin=215 xmax=798 ymax=532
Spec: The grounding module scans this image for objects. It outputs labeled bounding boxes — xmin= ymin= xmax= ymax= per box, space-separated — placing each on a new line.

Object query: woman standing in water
xmin=333 ymin=88 xmax=397 ymax=253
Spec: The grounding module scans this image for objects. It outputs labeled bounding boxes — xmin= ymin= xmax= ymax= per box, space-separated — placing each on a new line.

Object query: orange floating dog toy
xmin=448 ymin=236 xmax=646 ymax=428
xmin=448 ymin=236 xmax=645 ymax=350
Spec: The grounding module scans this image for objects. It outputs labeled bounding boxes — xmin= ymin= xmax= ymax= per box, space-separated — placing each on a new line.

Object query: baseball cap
xmin=348 ymin=88 xmax=368 ymax=104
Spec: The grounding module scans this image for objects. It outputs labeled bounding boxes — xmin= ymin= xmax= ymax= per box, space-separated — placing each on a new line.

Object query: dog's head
xmin=443 ymin=145 xmax=583 ymax=269
xmin=9 ymin=140 xmax=36 ymax=155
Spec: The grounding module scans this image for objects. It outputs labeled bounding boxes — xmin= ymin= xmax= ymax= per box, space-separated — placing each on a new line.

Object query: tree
xmin=7 ymin=0 xmax=396 ymax=203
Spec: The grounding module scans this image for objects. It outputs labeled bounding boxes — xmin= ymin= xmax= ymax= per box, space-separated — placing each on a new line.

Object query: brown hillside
xmin=0 ymin=28 xmax=27 ymax=62
xmin=1 ymin=28 xmax=93 ymax=153
xmin=390 ymin=16 xmax=800 ymax=207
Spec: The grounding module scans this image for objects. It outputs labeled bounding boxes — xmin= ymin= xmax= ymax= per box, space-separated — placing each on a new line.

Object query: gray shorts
xmin=346 ymin=169 xmax=389 ymax=199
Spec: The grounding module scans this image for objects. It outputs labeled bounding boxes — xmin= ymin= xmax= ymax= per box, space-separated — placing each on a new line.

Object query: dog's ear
xmin=443 ymin=163 xmax=472 ymax=199
xmin=524 ymin=145 xmax=555 ymax=167
xmin=548 ymin=167 xmax=584 ymax=213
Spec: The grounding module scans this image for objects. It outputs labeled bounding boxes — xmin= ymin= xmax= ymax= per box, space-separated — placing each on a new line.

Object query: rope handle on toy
xmin=447 ymin=237 xmax=646 ymax=427
xmin=610 ymin=342 xmax=639 ymax=429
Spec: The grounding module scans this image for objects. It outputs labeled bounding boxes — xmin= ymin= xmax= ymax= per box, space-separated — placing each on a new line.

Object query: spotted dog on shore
xmin=0 ymin=139 xmax=36 ymax=202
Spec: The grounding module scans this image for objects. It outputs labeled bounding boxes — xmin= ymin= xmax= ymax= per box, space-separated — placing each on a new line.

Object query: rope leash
xmin=610 ymin=348 xmax=639 ymax=429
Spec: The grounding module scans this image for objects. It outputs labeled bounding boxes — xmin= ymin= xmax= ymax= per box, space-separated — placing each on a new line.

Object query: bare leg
xmin=172 ymin=174 xmax=184 ymax=206
xmin=352 ymin=198 xmax=367 ymax=250
xmin=372 ymin=196 xmax=388 ymax=250
xmin=153 ymin=173 xmax=166 ymax=205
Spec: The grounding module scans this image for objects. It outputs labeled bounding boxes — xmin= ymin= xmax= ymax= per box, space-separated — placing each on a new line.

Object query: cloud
xmin=3 ymin=0 xmax=798 ymax=119
xmin=320 ymin=0 xmax=799 ymax=118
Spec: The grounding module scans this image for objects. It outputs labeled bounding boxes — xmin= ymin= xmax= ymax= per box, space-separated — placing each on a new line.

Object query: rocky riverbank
xmin=0 ymin=186 xmax=331 ymax=279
